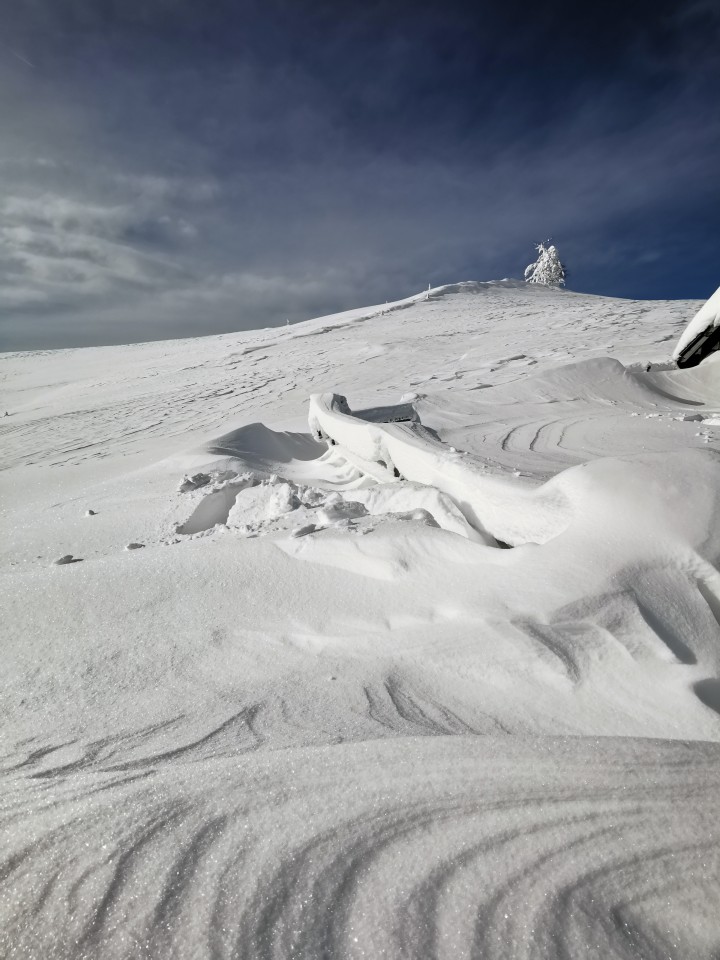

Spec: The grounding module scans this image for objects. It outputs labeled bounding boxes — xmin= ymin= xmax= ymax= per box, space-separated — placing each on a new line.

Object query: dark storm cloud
xmin=0 ymin=0 xmax=718 ymax=349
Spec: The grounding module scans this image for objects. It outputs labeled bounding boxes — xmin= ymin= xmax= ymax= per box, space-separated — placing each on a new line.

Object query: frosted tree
xmin=524 ymin=242 xmax=566 ymax=286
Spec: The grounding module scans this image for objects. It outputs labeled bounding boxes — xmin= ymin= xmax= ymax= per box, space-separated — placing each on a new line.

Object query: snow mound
xmin=205 ymin=422 xmax=325 ymax=470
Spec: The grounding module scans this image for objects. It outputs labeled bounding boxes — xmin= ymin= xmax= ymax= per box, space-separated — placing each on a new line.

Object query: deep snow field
xmin=2 ymin=280 xmax=720 ymax=959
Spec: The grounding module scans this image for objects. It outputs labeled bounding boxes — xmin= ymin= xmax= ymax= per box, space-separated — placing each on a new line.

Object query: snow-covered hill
xmin=2 ymin=281 xmax=720 ymax=959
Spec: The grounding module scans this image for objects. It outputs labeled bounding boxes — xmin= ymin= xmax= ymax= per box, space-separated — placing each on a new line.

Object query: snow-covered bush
xmin=524 ymin=242 xmax=566 ymax=286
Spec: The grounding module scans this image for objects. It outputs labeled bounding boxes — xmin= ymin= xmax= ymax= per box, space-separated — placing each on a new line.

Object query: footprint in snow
xmin=125 ymin=543 xmax=145 ymax=551
xmin=53 ymin=555 xmax=83 ymax=565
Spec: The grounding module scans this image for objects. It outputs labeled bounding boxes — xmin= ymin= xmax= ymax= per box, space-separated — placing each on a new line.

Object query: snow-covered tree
xmin=524 ymin=242 xmax=566 ymax=286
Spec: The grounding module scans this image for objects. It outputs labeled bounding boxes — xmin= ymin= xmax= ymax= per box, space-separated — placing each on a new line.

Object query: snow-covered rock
xmin=673 ymin=284 xmax=720 ymax=366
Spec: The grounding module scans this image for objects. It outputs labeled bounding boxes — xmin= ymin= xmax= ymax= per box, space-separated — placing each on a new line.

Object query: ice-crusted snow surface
xmin=3 ymin=280 xmax=720 ymax=959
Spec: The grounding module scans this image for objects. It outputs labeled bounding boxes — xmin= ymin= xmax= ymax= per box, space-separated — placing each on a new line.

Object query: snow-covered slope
xmin=2 ymin=281 xmax=720 ymax=959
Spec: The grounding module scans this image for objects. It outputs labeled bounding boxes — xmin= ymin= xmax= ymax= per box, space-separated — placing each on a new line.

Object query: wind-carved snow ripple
xmin=439 ymin=357 xmax=720 ymax=477
xmin=487 ymin=409 xmax=693 ymax=477
xmin=2 ymin=737 xmax=719 ymax=960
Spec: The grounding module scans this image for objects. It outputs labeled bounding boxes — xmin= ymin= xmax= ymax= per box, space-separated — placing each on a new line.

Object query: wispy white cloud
xmin=0 ymin=188 xmax=198 ymax=313
xmin=112 ymin=173 xmax=221 ymax=204
xmin=153 ymin=267 xmax=361 ymax=325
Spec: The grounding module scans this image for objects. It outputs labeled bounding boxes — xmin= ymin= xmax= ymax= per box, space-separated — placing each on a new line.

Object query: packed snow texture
xmin=2 ymin=280 xmax=720 ymax=959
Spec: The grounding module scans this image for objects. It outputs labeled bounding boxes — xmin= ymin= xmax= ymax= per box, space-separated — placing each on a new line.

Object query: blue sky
xmin=0 ymin=0 xmax=718 ymax=349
